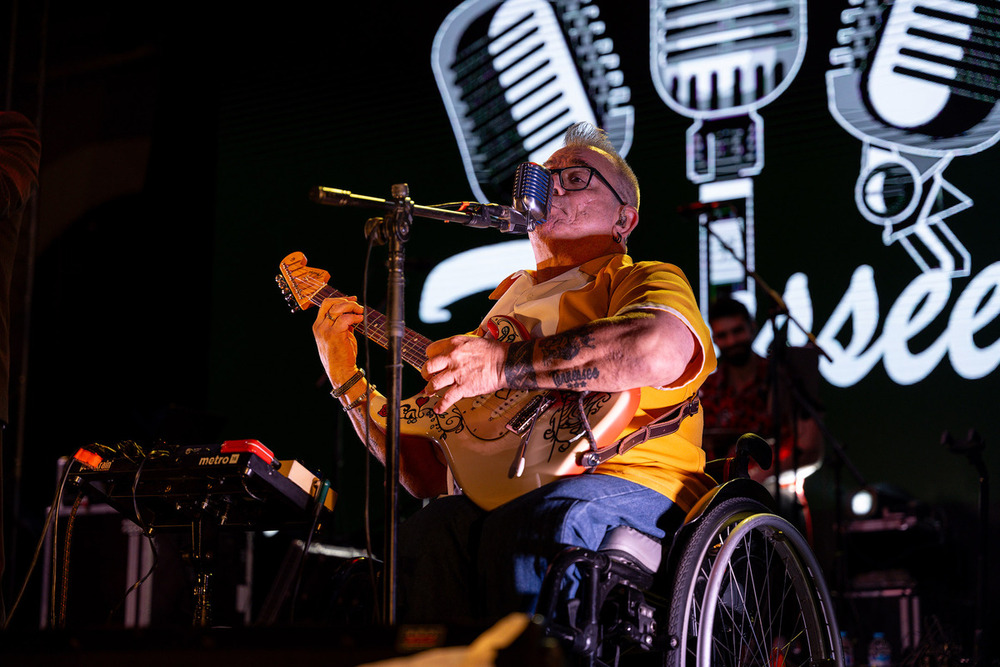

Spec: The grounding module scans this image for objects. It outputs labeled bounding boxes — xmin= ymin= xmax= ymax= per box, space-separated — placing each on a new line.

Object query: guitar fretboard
xmin=308 ymin=285 xmax=430 ymax=370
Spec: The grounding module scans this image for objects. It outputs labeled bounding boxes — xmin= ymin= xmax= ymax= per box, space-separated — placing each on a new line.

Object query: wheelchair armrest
xmin=705 ymin=433 xmax=772 ymax=484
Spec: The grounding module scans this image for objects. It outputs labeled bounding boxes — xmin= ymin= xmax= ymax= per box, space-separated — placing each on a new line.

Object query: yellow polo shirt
xmin=479 ymin=253 xmax=717 ymax=511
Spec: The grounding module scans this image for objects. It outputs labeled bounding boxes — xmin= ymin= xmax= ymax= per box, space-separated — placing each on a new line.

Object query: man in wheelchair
xmin=313 ymin=122 xmax=841 ymax=665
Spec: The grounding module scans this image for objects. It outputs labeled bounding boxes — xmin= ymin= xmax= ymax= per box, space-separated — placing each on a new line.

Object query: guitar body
xmin=277 ymin=252 xmax=641 ymax=510
xmin=369 ymin=384 xmax=640 ymax=511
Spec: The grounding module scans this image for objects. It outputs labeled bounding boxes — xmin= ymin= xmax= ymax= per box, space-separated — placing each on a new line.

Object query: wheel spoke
xmin=665 ymin=497 xmax=840 ymax=667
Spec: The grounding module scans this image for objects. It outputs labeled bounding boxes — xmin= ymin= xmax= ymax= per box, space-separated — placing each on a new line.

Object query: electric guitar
xmin=276 ymin=251 xmax=640 ymax=510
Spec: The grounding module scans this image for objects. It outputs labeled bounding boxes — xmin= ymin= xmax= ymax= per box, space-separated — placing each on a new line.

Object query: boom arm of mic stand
xmin=312 ymin=186 xmax=478 ymax=221
xmin=699 ymin=219 xmax=832 ymax=363
xmin=311 ymin=187 xmax=534 ymax=233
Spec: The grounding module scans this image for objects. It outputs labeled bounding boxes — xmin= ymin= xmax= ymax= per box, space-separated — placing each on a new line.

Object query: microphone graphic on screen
xmin=422 ymin=0 xmax=630 ymax=325
xmin=432 ymin=0 xmax=633 ymax=204
xmin=651 ymin=0 xmax=808 ymax=181
xmin=651 ymin=0 xmax=808 ymax=317
xmin=827 ymin=0 xmax=1000 ymax=277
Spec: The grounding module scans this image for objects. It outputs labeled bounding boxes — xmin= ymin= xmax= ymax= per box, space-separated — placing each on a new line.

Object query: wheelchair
xmin=537 ymin=434 xmax=843 ymax=667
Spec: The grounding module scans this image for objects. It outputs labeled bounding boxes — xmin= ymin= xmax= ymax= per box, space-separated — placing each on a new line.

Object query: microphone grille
xmin=513 ymin=162 xmax=553 ymax=222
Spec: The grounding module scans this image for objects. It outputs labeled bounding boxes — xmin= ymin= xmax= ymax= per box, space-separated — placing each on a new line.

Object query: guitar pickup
xmin=506 ymin=393 xmax=555 ymax=435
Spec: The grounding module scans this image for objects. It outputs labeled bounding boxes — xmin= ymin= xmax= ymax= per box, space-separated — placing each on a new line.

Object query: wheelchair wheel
xmin=665 ymin=499 xmax=841 ymax=667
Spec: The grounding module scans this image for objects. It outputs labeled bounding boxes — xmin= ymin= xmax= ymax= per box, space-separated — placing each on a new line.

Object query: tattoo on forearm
xmin=552 ymin=367 xmax=600 ymax=389
xmin=504 ymin=341 xmax=537 ymax=389
xmin=539 ymin=329 xmax=598 ymax=361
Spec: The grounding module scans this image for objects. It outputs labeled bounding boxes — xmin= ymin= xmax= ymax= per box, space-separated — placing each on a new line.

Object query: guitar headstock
xmin=276 ymin=251 xmax=330 ymax=312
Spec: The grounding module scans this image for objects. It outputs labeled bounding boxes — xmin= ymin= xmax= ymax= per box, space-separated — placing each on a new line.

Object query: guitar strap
xmin=577 ymin=395 xmax=701 ymax=468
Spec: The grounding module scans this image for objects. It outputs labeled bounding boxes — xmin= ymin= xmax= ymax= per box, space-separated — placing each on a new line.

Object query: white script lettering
xmin=758 ymin=261 xmax=1000 ymax=387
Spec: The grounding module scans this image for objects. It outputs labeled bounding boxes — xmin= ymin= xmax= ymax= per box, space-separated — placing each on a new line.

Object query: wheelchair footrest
xmin=539 ymin=544 xmax=660 ymax=657
xmin=598 ymin=526 xmax=662 ymax=573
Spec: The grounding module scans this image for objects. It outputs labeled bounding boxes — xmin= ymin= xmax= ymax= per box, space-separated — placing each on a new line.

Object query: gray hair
xmin=562 ymin=122 xmax=640 ymax=210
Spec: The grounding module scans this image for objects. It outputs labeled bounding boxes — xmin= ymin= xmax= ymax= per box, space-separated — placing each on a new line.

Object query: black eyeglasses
xmin=548 ymin=165 xmax=627 ymax=206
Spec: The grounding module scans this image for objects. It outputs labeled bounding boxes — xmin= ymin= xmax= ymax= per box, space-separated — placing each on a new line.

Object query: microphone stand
xmin=378 ymin=184 xmax=410 ymax=628
xmin=311 ymin=184 xmax=526 ymax=626
xmin=769 ymin=311 xmax=787 ymax=515
xmin=944 ymin=430 xmax=989 ymax=667
xmin=688 ymin=204 xmax=869 ymax=595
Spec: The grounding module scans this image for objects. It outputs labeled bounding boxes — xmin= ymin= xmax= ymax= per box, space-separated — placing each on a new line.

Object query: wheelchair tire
xmin=664 ymin=499 xmax=841 ymax=667
xmin=664 ymin=496 xmax=764 ymax=666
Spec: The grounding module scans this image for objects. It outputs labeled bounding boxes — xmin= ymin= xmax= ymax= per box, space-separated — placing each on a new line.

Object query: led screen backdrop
xmin=206 ymin=0 xmax=998 ymax=612
xmin=8 ymin=0 xmax=998 ymax=641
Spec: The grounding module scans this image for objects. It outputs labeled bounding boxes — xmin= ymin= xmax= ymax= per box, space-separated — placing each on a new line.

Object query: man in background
xmin=699 ymin=297 xmax=823 ymax=537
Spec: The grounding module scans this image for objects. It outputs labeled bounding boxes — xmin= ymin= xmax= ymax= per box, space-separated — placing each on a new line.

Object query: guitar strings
xmin=293 ymin=273 xmax=419 ymax=357
xmin=291 ymin=272 xmax=540 ymax=417
xmin=291 ymin=272 xmax=430 ymax=367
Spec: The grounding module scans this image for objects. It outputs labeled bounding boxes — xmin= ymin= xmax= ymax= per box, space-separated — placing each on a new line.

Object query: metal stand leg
xmin=191 ymin=517 xmax=212 ymax=627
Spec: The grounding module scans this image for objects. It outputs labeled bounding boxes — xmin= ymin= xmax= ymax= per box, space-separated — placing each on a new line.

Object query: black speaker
xmin=41 ymin=500 xmax=253 ymax=629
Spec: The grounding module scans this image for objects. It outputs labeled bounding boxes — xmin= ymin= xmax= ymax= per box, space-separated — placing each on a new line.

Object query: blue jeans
xmin=397 ymin=473 xmax=682 ymax=625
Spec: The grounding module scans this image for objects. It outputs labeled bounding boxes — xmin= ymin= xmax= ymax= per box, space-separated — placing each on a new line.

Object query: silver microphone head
xmin=432 ymin=0 xmax=634 ymax=203
xmin=651 ymin=0 xmax=808 ymax=118
xmin=512 ymin=161 xmax=553 ymax=226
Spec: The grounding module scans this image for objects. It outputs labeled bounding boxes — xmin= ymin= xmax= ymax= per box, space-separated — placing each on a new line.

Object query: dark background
xmin=2 ymin=0 xmax=997 ymax=652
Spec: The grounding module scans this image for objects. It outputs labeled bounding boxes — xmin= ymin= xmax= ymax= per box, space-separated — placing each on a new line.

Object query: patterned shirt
xmin=698 ymin=355 xmax=774 ymax=457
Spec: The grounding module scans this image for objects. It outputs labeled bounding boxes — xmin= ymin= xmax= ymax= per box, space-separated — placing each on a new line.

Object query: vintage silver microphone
xmin=512 ymin=161 xmax=553 ymax=226
xmin=442 ymin=160 xmax=553 ymax=233
xmin=826 ymin=0 xmax=1000 ymax=276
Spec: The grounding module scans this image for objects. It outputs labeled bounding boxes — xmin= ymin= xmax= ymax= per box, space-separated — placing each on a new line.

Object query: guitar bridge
xmin=505 ymin=393 xmax=555 ymax=435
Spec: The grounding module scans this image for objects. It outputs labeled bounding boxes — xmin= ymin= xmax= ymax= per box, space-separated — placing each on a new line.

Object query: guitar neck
xmin=309 ymin=285 xmax=430 ymax=370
